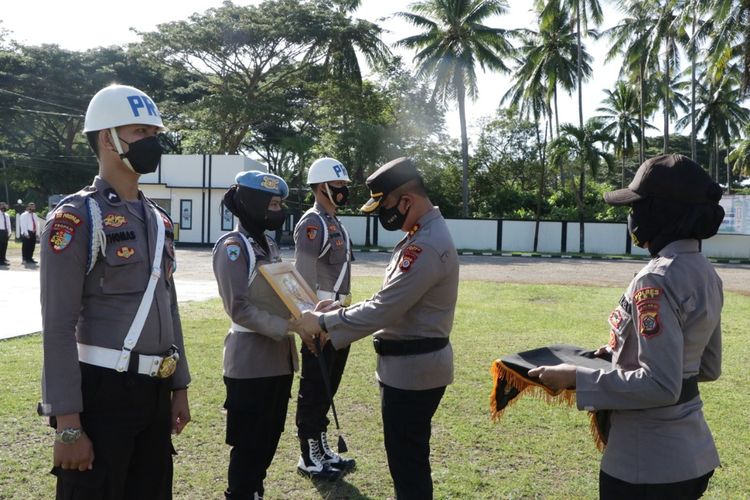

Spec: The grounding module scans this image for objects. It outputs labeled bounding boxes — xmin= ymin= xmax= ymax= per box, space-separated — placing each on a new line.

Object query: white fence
xmin=332 ymin=215 xmax=750 ymax=259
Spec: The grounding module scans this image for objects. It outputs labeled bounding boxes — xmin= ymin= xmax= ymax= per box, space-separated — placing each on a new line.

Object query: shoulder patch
xmin=399 ymin=254 xmax=415 ymax=272
xmin=53 ymin=211 xmax=82 ymax=226
xmin=306 ymin=225 xmax=318 ymax=240
xmin=49 ymin=221 xmax=76 ymax=253
xmin=633 ymin=287 xmax=662 ymax=304
xmin=226 ymin=243 xmax=241 ymax=262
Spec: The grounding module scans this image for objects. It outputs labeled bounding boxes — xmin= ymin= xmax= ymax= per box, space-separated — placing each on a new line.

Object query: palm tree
xmin=396 ymin=0 xmax=515 ymax=217
xmin=605 ymin=0 xmax=691 ymax=155
xmin=709 ymin=0 xmax=750 ymax=93
xmin=538 ymin=0 xmax=603 ymax=130
xmin=596 ymin=81 xmax=651 ymax=186
xmin=727 ymin=124 xmax=750 ymax=179
xmin=549 ymin=119 xmax=614 ymax=252
xmin=307 ymin=0 xmax=392 ymax=85
xmin=678 ymin=67 xmax=750 ymax=191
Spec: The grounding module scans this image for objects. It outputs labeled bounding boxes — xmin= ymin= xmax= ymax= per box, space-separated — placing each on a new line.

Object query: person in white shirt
xmin=0 ymin=202 xmax=10 ymax=266
xmin=18 ymin=202 xmax=39 ymax=264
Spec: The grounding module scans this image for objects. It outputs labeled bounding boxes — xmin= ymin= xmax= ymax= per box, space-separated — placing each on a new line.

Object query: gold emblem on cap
xmin=261 ymin=176 xmax=280 ymax=190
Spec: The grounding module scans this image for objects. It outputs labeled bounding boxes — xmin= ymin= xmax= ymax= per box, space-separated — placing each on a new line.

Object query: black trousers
xmin=224 ymin=374 xmax=293 ymax=498
xmin=0 ymin=229 xmax=8 ymax=261
xmin=600 ymin=469 xmax=714 ymax=500
xmin=380 ymin=382 xmax=446 ymax=500
xmin=53 ymin=363 xmax=174 ymax=500
xmin=295 ymin=342 xmax=350 ymax=439
xmin=21 ymin=231 xmax=36 ymax=261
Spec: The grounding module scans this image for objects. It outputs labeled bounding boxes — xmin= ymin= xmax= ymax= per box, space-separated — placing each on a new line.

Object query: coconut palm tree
xmin=605 ymin=0 xmax=691 ymax=155
xmin=677 ymin=67 xmax=750 ymax=191
xmin=549 ymin=119 xmax=614 ymax=252
xmin=709 ymin=0 xmax=750 ymax=92
xmin=596 ymin=81 xmax=652 ymax=186
xmin=396 ymin=0 xmax=515 ymax=216
xmin=538 ymin=0 xmax=603 ymax=130
xmin=306 ymin=0 xmax=392 ymax=84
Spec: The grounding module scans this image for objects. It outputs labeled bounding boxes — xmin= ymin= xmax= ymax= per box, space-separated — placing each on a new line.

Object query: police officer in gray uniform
xmin=297 ymin=157 xmax=459 ymax=499
xmin=39 ymin=84 xmax=191 ymax=499
xmin=213 ymin=170 xmax=323 ymax=499
xmin=294 ymin=157 xmax=355 ymax=478
xmin=530 ymin=154 xmax=725 ymax=499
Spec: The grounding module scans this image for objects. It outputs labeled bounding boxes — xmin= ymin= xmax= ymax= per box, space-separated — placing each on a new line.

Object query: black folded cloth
xmin=489 ymin=344 xmax=611 ymax=450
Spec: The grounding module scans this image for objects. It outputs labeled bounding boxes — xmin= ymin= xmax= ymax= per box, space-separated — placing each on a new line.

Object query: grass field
xmin=1 ymin=277 xmax=748 ymax=499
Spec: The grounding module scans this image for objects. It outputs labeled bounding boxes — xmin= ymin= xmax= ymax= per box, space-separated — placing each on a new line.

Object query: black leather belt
xmin=372 ymin=337 xmax=449 ymax=356
xmin=675 ymin=375 xmax=699 ymax=405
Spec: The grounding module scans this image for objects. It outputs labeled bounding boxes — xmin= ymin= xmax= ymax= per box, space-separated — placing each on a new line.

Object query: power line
xmin=2 ymin=105 xmax=83 ymax=118
xmin=0 ymin=87 xmax=83 ymax=113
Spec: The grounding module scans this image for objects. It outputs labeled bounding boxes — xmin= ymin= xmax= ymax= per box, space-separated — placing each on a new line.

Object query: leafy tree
xmin=396 ymin=0 xmax=515 ymax=217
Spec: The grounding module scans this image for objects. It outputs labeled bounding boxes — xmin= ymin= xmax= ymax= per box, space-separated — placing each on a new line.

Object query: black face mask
xmin=326 ymin=184 xmax=349 ymax=207
xmin=120 ymin=135 xmax=163 ymax=174
xmin=379 ymin=198 xmax=408 ymax=231
xmin=264 ymin=209 xmax=286 ymax=231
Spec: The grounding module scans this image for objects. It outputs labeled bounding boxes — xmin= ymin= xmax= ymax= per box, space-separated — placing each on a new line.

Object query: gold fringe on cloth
xmin=489 ymin=359 xmax=575 ymax=420
xmin=588 ymin=410 xmax=609 ymax=452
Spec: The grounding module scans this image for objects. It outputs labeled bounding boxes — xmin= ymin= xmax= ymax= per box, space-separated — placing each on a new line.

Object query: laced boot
xmin=297 ymin=437 xmax=342 ymax=481
xmin=319 ymin=432 xmax=355 ymax=471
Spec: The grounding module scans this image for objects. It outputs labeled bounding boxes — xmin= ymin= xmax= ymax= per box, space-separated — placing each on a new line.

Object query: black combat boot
xmin=319 ymin=432 xmax=355 ymax=471
xmin=297 ymin=437 xmax=342 ymax=481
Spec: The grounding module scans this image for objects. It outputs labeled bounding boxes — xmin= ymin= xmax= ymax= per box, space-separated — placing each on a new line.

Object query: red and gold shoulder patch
xmin=399 ymin=244 xmax=423 ymax=272
xmin=116 ymin=246 xmax=135 ymax=259
xmin=54 ymin=211 xmax=82 ymax=226
xmin=49 ymin=221 xmax=76 ymax=253
xmin=633 ymin=287 xmax=662 ymax=304
xmin=306 ymin=225 xmax=318 ymax=240
xmin=633 ymin=286 xmax=663 ymax=338
xmin=103 ymin=214 xmax=127 ymax=228
xmin=608 ymin=330 xmax=618 ymax=350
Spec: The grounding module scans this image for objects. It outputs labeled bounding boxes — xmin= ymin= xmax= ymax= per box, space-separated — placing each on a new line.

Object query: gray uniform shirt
xmin=323 ymin=207 xmax=458 ymax=391
xmin=293 ymin=202 xmax=351 ymax=295
xmin=40 ymin=176 xmax=190 ymax=417
xmin=213 ymin=229 xmax=298 ymax=379
xmin=576 ymin=239 xmax=722 ymax=484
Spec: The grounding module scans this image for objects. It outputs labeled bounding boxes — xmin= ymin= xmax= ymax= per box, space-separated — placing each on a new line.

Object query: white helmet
xmin=307 ymin=157 xmax=351 ymax=184
xmin=83 ymin=84 xmax=164 ymax=132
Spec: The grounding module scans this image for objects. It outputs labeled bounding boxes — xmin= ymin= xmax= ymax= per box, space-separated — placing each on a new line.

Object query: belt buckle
xmin=157 ymin=352 xmax=179 ymax=378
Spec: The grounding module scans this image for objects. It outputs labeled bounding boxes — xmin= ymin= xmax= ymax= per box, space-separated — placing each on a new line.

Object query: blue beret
xmin=235 ymin=170 xmax=289 ymax=199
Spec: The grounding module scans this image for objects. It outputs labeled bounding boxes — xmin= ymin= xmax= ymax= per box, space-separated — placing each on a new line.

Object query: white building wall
xmin=502 ymin=221 xmax=534 ymax=251
xmin=446 ymin=219 xmax=497 ymax=251
xmin=537 ymin=222 xmax=562 ymax=253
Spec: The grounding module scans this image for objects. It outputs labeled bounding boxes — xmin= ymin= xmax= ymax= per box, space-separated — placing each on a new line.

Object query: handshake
xmin=289 ymin=299 xmax=342 ymax=354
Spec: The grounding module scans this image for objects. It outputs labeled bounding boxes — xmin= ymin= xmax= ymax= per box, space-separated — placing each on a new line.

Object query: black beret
xmin=604 ymin=154 xmax=722 ymax=206
xmin=360 ymin=157 xmax=422 ymax=213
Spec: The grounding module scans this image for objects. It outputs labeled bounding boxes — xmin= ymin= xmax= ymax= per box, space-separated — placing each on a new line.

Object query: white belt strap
xmin=237 ymin=232 xmax=258 ymax=286
xmin=331 ymin=224 xmax=351 ymax=294
xmin=230 ymin=322 xmax=252 ymax=332
xmin=115 ymin=205 xmax=165 ymax=372
xmin=79 ymin=343 xmax=167 ymax=377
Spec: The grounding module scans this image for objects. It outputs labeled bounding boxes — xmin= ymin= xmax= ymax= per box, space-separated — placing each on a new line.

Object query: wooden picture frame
xmin=258 ymin=261 xmax=318 ymax=318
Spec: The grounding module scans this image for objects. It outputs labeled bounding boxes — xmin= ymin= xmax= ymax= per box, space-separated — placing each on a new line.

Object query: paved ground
xmin=3 ymin=245 xmax=750 ymax=340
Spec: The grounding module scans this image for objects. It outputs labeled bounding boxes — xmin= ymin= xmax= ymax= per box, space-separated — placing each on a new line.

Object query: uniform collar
xmin=408 ymin=207 xmax=441 ymax=238
xmin=93 ymin=176 xmax=142 ymax=206
xmin=658 ymin=239 xmax=700 ymax=258
xmin=313 ymin=200 xmax=335 ymax=218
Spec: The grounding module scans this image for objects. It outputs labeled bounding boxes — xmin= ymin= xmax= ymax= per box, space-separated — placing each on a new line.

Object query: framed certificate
xmin=258 ymin=261 xmax=318 ymax=318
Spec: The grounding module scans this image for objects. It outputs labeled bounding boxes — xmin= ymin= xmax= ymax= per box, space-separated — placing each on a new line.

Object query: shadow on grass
xmin=308 ymin=474 xmax=376 ymax=500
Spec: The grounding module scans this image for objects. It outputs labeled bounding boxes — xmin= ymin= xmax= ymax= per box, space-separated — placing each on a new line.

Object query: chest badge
xmin=116 ymin=246 xmax=135 ymax=259
xmin=103 ymin=214 xmax=127 ymax=228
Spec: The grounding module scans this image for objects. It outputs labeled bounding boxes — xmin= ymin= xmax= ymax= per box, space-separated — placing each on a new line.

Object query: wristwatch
xmin=55 ymin=427 xmax=83 ymax=444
